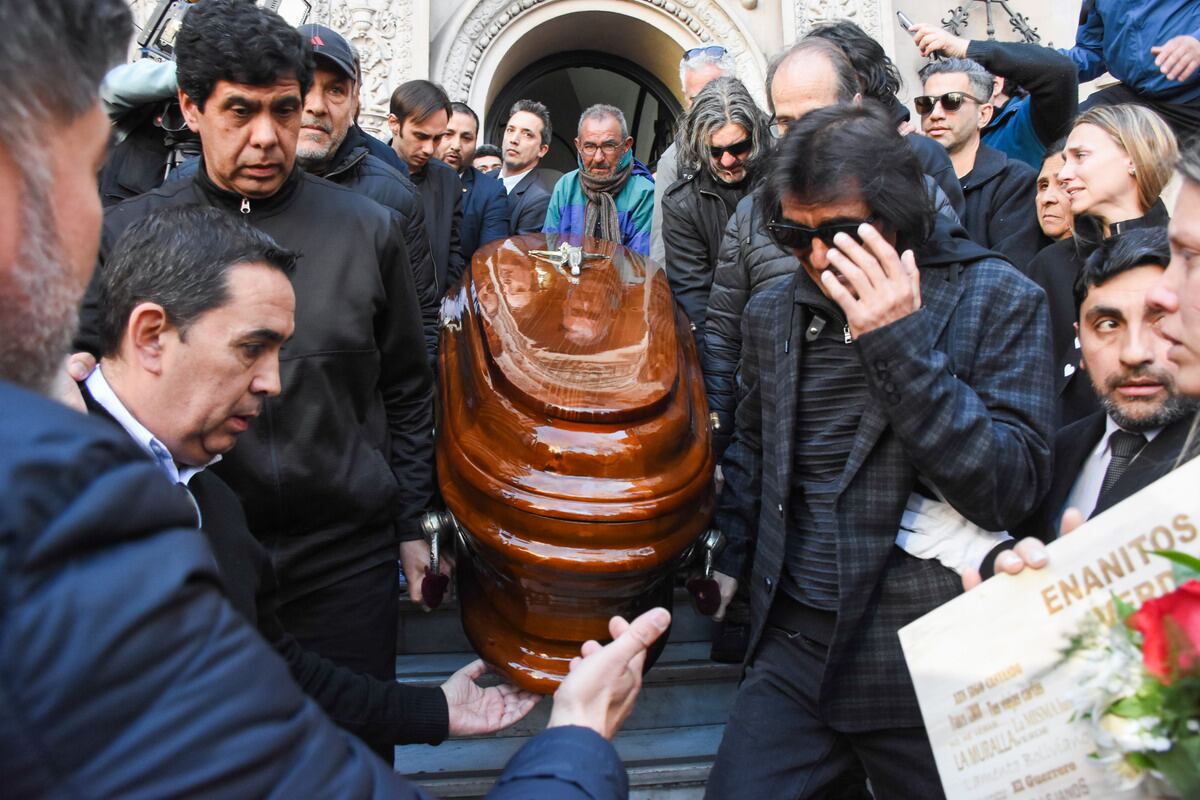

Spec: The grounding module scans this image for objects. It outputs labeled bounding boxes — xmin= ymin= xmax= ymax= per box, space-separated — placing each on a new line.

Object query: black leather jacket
xmin=77 ymin=164 xmax=436 ymax=601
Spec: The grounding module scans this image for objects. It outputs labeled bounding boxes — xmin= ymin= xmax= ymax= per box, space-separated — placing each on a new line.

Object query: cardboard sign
xmin=900 ymin=457 xmax=1200 ymax=800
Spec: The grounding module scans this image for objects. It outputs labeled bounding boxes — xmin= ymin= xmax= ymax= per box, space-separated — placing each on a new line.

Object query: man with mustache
xmin=543 ymin=104 xmax=655 ymax=255
xmin=74 ymin=0 xmax=436 ymax=761
xmin=1012 ymin=226 xmax=1196 ymax=541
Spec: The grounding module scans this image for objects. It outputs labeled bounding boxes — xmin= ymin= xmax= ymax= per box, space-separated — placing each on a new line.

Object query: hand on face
xmin=819 ymin=223 xmax=922 ymax=338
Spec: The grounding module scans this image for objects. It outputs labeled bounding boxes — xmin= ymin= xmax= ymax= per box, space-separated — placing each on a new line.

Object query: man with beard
xmin=437 ymin=102 xmax=509 ymax=263
xmin=1013 ymin=227 xmax=1196 ymax=540
xmin=543 ymin=104 xmax=655 ymax=255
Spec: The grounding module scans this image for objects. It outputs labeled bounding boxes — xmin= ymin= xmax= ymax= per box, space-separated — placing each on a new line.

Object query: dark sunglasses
xmin=684 ymin=45 xmax=728 ymax=60
xmin=709 ymin=138 xmax=753 ymax=160
xmin=913 ymin=91 xmax=987 ymax=115
xmin=766 ymin=215 xmax=878 ymax=253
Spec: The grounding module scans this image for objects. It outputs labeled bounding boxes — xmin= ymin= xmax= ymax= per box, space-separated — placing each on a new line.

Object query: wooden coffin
xmin=438 ymin=234 xmax=715 ymax=694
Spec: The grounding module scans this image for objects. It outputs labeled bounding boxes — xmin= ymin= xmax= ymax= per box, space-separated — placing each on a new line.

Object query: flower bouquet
xmin=1062 ymin=551 xmax=1200 ymax=798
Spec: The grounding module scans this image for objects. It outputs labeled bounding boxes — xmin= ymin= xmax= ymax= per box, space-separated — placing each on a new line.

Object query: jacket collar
xmin=318 ymin=133 xmax=369 ymax=181
xmin=193 ymin=157 xmax=302 ymax=217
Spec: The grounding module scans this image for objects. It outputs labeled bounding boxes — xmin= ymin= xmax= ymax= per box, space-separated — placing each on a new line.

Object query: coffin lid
xmin=471 ymin=235 xmax=679 ymax=423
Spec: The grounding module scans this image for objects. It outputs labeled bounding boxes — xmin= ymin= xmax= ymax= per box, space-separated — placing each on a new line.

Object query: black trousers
xmin=277 ymin=559 xmax=400 ymax=763
xmin=705 ymin=624 xmax=944 ymax=800
xmin=1080 ymin=83 xmax=1200 ymax=145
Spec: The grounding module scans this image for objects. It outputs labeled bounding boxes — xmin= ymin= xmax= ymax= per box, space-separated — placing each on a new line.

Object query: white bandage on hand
xmin=895 ymin=492 xmax=1012 ymax=576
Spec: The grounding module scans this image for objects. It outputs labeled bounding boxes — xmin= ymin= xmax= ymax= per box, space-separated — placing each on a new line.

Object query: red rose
xmin=1129 ymin=579 xmax=1200 ymax=684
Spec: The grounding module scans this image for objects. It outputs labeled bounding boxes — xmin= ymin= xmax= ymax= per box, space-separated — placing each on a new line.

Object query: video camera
xmin=138 ymin=0 xmax=312 ymax=60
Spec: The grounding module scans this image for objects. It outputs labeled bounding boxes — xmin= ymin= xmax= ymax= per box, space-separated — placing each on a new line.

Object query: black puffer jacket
xmin=76 ymin=165 xmax=435 ymax=603
xmin=703 ymin=190 xmax=795 ymax=456
xmin=661 ymin=167 xmax=754 ymax=353
xmin=321 ymin=128 xmax=440 ymax=364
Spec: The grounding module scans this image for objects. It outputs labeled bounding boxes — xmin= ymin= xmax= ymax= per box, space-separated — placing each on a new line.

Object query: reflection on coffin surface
xmin=438 ymin=234 xmax=715 ymax=694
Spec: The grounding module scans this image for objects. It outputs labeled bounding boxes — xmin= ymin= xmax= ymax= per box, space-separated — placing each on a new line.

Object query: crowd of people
xmin=2 ymin=0 xmax=1199 ymax=797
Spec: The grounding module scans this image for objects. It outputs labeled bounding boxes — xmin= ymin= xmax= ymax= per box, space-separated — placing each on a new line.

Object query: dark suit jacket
xmin=412 ymin=157 xmax=467 ymax=293
xmin=1014 ymin=412 xmax=1195 ymax=541
xmin=459 ymin=165 xmax=509 ymax=264
xmin=78 ymin=382 xmax=451 ymax=747
xmin=715 ymin=217 xmax=1054 ymax=730
xmin=505 ymin=167 xmax=553 ymax=235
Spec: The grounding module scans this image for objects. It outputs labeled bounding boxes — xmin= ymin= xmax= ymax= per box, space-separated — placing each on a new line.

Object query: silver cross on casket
xmin=528 ymin=242 xmax=606 ymax=276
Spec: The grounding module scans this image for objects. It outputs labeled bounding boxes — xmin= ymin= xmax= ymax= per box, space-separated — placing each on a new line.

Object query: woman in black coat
xmin=1026 ymin=104 xmax=1179 ymax=428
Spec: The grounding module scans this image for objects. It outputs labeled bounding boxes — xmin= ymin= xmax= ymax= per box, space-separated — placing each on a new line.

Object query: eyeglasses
xmin=766 ymin=215 xmax=878 ymax=253
xmin=579 ymin=140 xmax=622 ymax=156
xmin=913 ymin=92 xmax=987 ymax=116
xmin=767 ymin=117 xmax=791 ymax=139
xmin=709 ymin=138 xmax=753 ymax=160
xmin=684 ymin=45 xmax=727 ymax=60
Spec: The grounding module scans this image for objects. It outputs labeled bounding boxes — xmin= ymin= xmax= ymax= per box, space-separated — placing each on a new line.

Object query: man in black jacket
xmin=86 ymin=205 xmax=538 ymax=752
xmin=389 ymin=80 xmax=467 ymax=294
xmin=908 ymin=22 xmax=1079 ymax=169
xmin=295 ymin=24 xmax=439 ymax=363
xmin=662 ymin=76 xmax=769 ymax=360
xmin=918 ymin=58 xmax=1045 ymax=272
xmin=1014 ymin=228 xmax=1195 ymax=541
xmin=74 ymin=0 xmax=438 ymax=759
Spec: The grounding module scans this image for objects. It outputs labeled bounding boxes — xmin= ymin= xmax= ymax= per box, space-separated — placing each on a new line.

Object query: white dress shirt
xmin=501 ymin=166 xmax=534 ymax=194
xmin=1063 ymin=415 xmax=1160 ymax=519
xmin=85 ymin=366 xmax=221 ymax=527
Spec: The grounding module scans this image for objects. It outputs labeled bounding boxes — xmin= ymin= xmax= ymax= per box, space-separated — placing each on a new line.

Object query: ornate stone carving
xmin=309 ymin=0 xmax=416 ymax=135
xmin=436 ymin=0 xmax=764 ymax=107
xmin=793 ymin=0 xmax=882 ymax=38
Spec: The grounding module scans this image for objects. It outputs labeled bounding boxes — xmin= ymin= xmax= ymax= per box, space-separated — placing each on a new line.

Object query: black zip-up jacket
xmin=318 ymin=128 xmax=440 ymax=364
xmin=410 ymin=157 xmax=467 ymax=294
xmin=961 ymin=143 xmax=1046 ymax=274
xmin=76 ymin=164 xmax=435 ymax=602
xmin=661 ymin=167 xmax=754 ymax=356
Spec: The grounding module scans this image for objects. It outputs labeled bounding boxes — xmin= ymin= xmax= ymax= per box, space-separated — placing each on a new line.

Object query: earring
xmin=1129 ymin=166 xmax=1137 ymax=175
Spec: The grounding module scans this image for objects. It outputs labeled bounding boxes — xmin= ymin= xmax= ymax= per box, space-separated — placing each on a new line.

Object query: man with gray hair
xmin=919 ymin=58 xmax=1043 ymax=272
xmin=543 ymin=103 xmax=656 ymax=254
xmin=650 ymin=44 xmax=738 ymax=264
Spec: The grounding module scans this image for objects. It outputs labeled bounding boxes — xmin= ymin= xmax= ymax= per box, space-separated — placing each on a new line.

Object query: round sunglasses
xmin=913 ymin=91 xmax=987 ymax=116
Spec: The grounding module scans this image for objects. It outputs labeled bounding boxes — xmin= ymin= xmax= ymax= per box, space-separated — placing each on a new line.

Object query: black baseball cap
xmin=298 ymin=24 xmax=357 ymax=82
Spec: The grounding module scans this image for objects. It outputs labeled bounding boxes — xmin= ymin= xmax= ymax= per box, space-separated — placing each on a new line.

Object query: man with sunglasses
xmin=649 ymin=44 xmax=737 ymax=266
xmin=543 ymin=104 xmax=655 ymax=255
xmin=704 ymin=103 xmax=1053 ymax=799
xmin=918 ymin=58 xmax=1044 ymax=274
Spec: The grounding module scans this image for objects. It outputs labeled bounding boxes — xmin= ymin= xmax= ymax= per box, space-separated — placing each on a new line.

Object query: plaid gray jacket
xmin=714 ymin=243 xmax=1055 ymax=731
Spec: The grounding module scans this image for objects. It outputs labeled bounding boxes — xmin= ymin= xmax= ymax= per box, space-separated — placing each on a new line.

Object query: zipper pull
xmin=844 ymin=324 xmax=853 ymax=344
xmin=240 ymin=198 xmax=250 ymax=215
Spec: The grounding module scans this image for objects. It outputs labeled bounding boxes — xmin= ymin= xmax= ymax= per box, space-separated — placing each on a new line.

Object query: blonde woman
xmin=1027 ymin=104 xmax=1179 ymax=428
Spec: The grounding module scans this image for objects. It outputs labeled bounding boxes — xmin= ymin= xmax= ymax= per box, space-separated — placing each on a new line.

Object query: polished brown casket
xmin=437 ymin=234 xmax=715 ymax=694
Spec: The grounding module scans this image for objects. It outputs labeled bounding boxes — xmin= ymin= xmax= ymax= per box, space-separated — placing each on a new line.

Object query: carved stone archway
xmin=432 ymin=0 xmax=770 ymax=130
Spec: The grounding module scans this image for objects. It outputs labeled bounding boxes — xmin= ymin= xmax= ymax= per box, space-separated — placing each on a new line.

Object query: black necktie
xmin=1093 ymin=430 xmax=1147 ymax=515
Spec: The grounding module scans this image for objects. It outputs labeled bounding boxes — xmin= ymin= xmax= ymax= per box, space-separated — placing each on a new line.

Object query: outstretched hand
xmin=548 ymin=607 xmax=671 ymax=740
xmin=441 ymin=659 xmax=540 ymax=736
xmin=961 ymin=508 xmax=1085 ymax=591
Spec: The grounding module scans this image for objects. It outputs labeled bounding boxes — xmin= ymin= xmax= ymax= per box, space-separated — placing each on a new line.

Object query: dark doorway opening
xmin=486 ymin=51 xmax=683 ymax=176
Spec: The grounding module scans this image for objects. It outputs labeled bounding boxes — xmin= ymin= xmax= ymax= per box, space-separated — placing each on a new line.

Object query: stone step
xmin=397 ymin=723 xmax=725 ymax=800
xmin=395 ymin=641 xmax=739 ymax=736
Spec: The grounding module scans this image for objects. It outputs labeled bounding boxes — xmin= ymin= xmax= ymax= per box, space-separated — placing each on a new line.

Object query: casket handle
xmin=686 ymin=527 xmax=725 ymax=617
xmin=418 ymin=510 xmax=456 ymax=609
